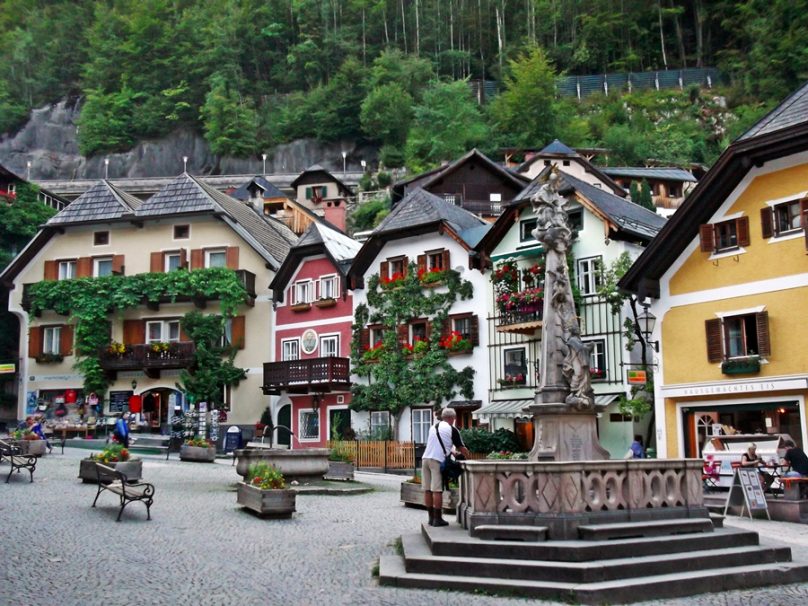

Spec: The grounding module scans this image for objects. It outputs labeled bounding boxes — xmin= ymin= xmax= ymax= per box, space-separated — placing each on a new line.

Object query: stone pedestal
xmin=528 ymin=405 xmax=609 ymax=461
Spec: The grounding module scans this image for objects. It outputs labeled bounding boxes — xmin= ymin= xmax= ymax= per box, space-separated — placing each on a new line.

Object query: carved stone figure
xmin=561 ymin=324 xmax=594 ymax=409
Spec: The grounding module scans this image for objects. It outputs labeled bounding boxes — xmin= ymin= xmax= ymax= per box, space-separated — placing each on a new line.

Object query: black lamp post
xmin=637 ymin=304 xmax=659 ymax=353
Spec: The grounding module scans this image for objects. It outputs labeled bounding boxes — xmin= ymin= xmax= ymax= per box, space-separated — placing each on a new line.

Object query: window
xmin=293 ymin=280 xmax=313 ymax=304
xmin=706 ymin=312 xmax=770 ymax=362
xmin=426 ymin=250 xmax=445 ymax=271
xmin=164 ymin=252 xmax=182 ymax=272
xmin=668 ymin=183 xmax=682 ymax=198
xmin=42 ymin=326 xmax=61 ymax=355
xmin=568 ymin=208 xmax=583 ymax=232
xmin=319 ymin=275 xmax=338 ymax=300
xmin=58 ymin=260 xmax=76 ymax=280
xmin=700 ymin=217 xmax=749 ymax=253
xmin=205 ymin=249 xmax=227 ymax=268
xmin=299 ymin=410 xmax=319 ymax=440
xmin=174 ymin=225 xmax=189 ymax=239
xmin=320 ymin=335 xmax=339 ymax=357
xmin=764 ymin=200 xmax=803 ymax=238
xmin=543 ymin=160 xmax=551 ymax=166
xmin=370 ymin=411 xmax=391 ymax=439
xmin=715 ymin=221 xmax=738 ymax=251
xmin=146 ymin=320 xmax=180 ymax=343
xmin=410 ymin=320 xmax=427 ymax=343
xmin=577 ymin=257 xmax=603 ymax=296
xmin=412 ymin=408 xmax=433 ymax=444
xmin=562 ymin=160 xmax=570 ymax=166
xmin=304 ymin=186 xmax=328 ymax=200
xmin=94 ymin=231 xmax=109 ymax=246
xmin=452 ymin=316 xmax=472 ymax=341
xmin=369 ymin=326 xmax=385 ymax=348
xmin=725 ymin=315 xmax=761 ymax=358
xmin=443 ymin=194 xmax=459 ymax=206
xmin=282 ymin=339 xmax=299 ymax=361
xmin=94 ymin=257 xmax=113 ymax=277
xmin=520 ymin=218 xmax=538 ymax=241
xmin=389 ymin=257 xmax=405 ymax=277
xmin=503 ymin=348 xmax=527 ymax=384
xmin=587 ymin=339 xmax=607 ymax=380
xmin=490 ymin=192 xmax=502 ymax=214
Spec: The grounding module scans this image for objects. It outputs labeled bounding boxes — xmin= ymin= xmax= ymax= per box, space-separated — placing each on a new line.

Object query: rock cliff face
xmin=0 ymin=99 xmax=369 ymax=180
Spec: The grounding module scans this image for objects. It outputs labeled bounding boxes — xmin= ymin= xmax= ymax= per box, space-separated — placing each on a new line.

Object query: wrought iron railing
xmin=262 ymin=356 xmax=351 ymax=394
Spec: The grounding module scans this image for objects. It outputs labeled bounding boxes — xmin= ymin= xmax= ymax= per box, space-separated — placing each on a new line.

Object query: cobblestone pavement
xmin=1 ymin=449 xmax=808 ymax=606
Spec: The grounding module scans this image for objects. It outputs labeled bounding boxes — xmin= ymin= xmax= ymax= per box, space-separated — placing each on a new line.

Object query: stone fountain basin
xmin=235 ymin=448 xmax=330 ymax=480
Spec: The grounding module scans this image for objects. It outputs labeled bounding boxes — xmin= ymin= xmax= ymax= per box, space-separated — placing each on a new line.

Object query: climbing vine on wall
xmin=27 ymin=268 xmax=248 ymax=396
xmin=350 ymin=263 xmax=475 ymax=428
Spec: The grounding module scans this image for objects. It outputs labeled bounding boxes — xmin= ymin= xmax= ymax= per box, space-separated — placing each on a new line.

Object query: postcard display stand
xmin=724 ymin=467 xmax=771 ymax=520
xmin=181 ymin=406 xmax=219 ymax=443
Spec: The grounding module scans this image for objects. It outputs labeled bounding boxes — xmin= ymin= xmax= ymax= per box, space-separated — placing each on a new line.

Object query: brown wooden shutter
xmin=440 ymin=316 xmax=452 ymax=340
xmin=705 ymin=318 xmax=723 ymax=363
xmin=760 ymin=207 xmax=773 ymax=239
xmin=123 ymin=319 xmax=146 ymax=345
xmin=379 ymin=261 xmax=389 ymax=280
xmin=417 ymin=255 xmax=426 ymax=275
xmin=699 ymin=224 xmax=715 ymax=253
xmin=397 ymin=324 xmax=409 ymax=347
xmin=802 ymin=198 xmax=808 ymax=250
xmin=28 ymin=326 xmax=42 ymax=358
xmin=112 ymin=254 xmax=125 ymax=275
xmin=179 ymin=324 xmax=190 ymax=342
xmin=76 ymin=257 xmax=92 ymax=277
xmin=43 ymin=260 xmax=58 ymax=281
xmin=226 ymin=246 xmax=240 ymax=269
xmin=179 ymin=248 xmax=188 ymax=269
xmin=60 ymin=325 xmax=74 ymax=356
xmin=360 ymin=328 xmax=370 ymax=351
xmin=470 ymin=315 xmax=479 ymax=347
xmin=190 ymin=248 xmax=204 ymax=270
xmin=442 ymin=249 xmax=451 ymax=270
xmin=756 ymin=311 xmax=771 ymax=357
xmin=736 ymin=216 xmax=750 ymax=247
xmin=402 ymin=256 xmax=409 ymax=276
xmin=230 ymin=316 xmax=245 ymax=349
xmin=150 ymin=252 xmax=163 ymax=273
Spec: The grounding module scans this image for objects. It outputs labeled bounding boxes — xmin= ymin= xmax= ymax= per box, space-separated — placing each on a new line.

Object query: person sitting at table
xmin=782 ymin=440 xmax=808 ymax=478
xmin=30 ymin=415 xmax=53 ymax=453
xmin=740 ymin=443 xmax=773 ymax=490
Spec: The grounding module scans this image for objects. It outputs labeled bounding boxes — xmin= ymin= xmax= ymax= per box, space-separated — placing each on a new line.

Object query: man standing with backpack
xmin=420 ymin=408 xmax=470 ymax=527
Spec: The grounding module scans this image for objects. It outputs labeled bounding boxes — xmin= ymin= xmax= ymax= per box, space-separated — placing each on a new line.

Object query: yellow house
xmin=620 ymin=82 xmax=808 ymax=459
xmin=0 ymin=174 xmax=296 ymax=429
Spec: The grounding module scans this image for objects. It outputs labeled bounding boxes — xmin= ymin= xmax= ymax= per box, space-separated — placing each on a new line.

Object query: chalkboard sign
xmin=109 ymin=391 xmax=133 ymax=413
xmin=724 ymin=467 xmax=770 ymax=520
xmin=224 ymin=426 xmax=242 ymax=453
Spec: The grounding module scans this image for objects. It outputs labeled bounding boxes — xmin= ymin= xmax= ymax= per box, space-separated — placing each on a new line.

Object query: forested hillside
xmin=1 ymin=1 xmax=806 ymax=171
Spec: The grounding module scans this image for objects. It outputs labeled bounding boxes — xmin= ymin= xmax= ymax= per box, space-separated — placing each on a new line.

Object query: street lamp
xmin=360 ymin=159 xmax=367 ymax=172
xmin=262 ymin=153 xmax=267 ymax=175
xmin=637 ymin=304 xmax=659 ymax=352
xmin=341 ymin=150 xmax=347 ymax=175
xmin=26 ymin=161 xmax=31 ymax=180
xmin=183 ymin=156 xmax=188 ymax=173
xmin=104 ymin=158 xmax=109 ymax=179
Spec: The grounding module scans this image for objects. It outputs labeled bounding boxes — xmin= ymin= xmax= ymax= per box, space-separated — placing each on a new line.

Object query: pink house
xmin=265 ymin=222 xmax=361 ymax=448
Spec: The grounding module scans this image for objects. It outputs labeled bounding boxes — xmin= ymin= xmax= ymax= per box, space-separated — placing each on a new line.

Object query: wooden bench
xmin=781 ymin=476 xmax=808 ymax=500
xmin=0 ymin=439 xmax=37 ymax=483
xmin=91 ymin=462 xmax=155 ymax=521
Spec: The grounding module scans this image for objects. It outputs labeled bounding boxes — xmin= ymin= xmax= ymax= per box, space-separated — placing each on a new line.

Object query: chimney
xmin=323 ymin=199 xmax=346 ymax=232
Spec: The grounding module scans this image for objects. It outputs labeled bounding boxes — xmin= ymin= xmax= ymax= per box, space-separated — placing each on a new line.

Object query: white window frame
xmin=93 ymin=257 xmax=113 ymax=277
xmin=426 ymin=250 xmax=445 ymax=271
xmin=772 ymin=199 xmax=802 ymax=237
xmin=58 ymin=260 xmax=76 ymax=280
xmin=298 ymin=409 xmax=320 ymax=442
xmin=319 ymin=274 xmax=339 ymax=300
xmin=503 ymin=347 xmax=527 ymax=381
xmin=369 ymin=326 xmax=385 ymax=348
xmin=520 ymin=218 xmax=538 ymax=241
xmin=42 ymin=326 xmax=61 ymax=355
xmin=164 ymin=252 xmax=182 ymax=272
xmin=452 ymin=316 xmax=472 ymax=341
xmin=577 ymin=256 xmax=603 ymax=296
xmin=586 ymin=338 xmax=607 ymax=380
xmin=319 ymin=334 xmax=339 ymax=358
xmin=146 ymin=319 xmax=181 ymax=344
xmin=281 ymin=339 xmax=300 ymax=361
xmin=205 ymin=248 xmax=227 ymax=268
xmin=370 ymin=410 xmax=391 ymax=439
xmin=293 ymin=280 xmax=313 ymax=304
xmin=412 ymin=408 xmax=433 ymax=445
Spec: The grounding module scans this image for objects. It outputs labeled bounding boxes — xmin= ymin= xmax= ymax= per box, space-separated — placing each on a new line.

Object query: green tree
xmin=200 ymin=75 xmax=258 ymax=158
xmin=360 ymin=82 xmax=413 ymax=146
xmin=637 ymin=180 xmax=655 ymax=211
xmin=0 ymin=183 xmax=57 ymax=270
xmin=405 ymin=80 xmax=489 ymax=172
xmin=488 ymin=45 xmax=558 ymax=148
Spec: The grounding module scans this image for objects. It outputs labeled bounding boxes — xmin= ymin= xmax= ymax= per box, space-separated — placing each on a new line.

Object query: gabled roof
xmin=0 ymin=163 xmax=23 ymax=182
xmin=391 ymin=148 xmax=529 ymax=203
xmin=601 ymin=167 xmax=697 ymax=183
xmin=229 ymin=176 xmax=288 ymax=201
xmin=620 ymin=80 xmax=808 ymax=299
xmin=349 ymin=187 xmax=487 ymax=281
xmin=270 ymin=221 xmax=360 ymax=301
xmin=47 ymin=180 xmax=141 ymax=225
xmin=539 ymin=139 xmax=577 ymax=156
xmin=289 ymin=164 xmax=353 ymax=196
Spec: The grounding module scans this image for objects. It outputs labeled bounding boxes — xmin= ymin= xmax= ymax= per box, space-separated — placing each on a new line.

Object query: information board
xmin=108 ymin=390 xmax=133 ymax=413
xmin=723 ymin=467 xmax=770 ymax=519
xmin=224 ymin=426 xmax=242 ymax=453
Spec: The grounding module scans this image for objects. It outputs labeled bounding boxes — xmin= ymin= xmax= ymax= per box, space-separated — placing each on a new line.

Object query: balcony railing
xmin=262 ymin=356 xmax=351 ymax=395
xmin=460 ymin=199 xmax=504 ymax=216
xmin=495 ymin=306 xmax=543 ymax=334
xmin=99 ymin=342 xmax=196 ymax=378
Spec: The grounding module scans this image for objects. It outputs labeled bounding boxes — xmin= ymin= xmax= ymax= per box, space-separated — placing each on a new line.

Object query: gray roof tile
xmin=229 ymin=176 xmax=288 ymax=201
xmin=295 ymin=222 xmax=361 ymax=262
xmin=374 ymin=188 xmax=486 ymax=237
xmin=739 ymin=81 xmax=808 ymax=141
xmin=601 ymin=167 xmax=697 ymax=182
xmin=47 ymin=180 xmax=139 ymax=225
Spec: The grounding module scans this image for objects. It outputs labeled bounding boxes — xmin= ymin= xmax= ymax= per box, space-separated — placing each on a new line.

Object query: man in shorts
xmin=420 ymin=408 xmax=470 ymax=527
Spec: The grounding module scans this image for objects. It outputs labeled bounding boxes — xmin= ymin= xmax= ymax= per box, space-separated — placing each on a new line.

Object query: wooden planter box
xmin=19 ymin=440 xmax=47 ymax=456
xmin=400 ymin=481 xmax=458 ymax=512
xmin=314 ymin=297 xmax=337 ymax=309
xmin=722 ymin=357 xmax=761 ymax=375
xmin=324 ymin=461 xmax=355 ymax=481
xmin=290 ymin=303 xmax=311 ymax=313
xmin=237 ymin=482 xmax=296 ymax=518
xmin=180 ymin=445 xmax=216 ymax=462
xmin=79 ymin=458 xmax=143 ymax=483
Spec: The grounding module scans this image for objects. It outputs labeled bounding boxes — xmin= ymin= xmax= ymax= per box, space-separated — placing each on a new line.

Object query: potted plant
xmin=417 ymin=267 xmax=448 ymax=287
xmin=400 ymin=474 xmax=458 ymax=511
xmin=237 ymin=461 xmax=296 ymax=517
xmin=79 ymin=444 xmax=143 ymax=483
xmin=180 ymin=436 xmax=216 ymax=462
xmin=13 ymin=429 xmax=47 ymax=456
xmin=325 ymin=440 xmax=355 ymax=481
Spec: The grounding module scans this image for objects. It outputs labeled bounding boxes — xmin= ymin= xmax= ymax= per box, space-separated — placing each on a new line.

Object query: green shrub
xmin=459 ymin=427 xmax=520 ymax=454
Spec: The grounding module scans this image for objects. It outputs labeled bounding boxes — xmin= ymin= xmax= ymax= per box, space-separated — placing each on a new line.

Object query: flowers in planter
xmin=417 ymin=266 xmax=447 ymax=285
xmin=491 ymin=259 xmax=519 ymax=293
xmin=247 ymin=461 xmax=286 ymax=490
xmin=184 ymin=437 xmax=211 ymax=448
xmin=497 ymin=287 xmax=544 ymax=313
xmin=402 ymin=337 xmax=429 ymax=355
xmin=590 ymin=367 xmax=605 ymax=379
xmin=150 ymin=341 xmax=171 ymax=354
xmin=497 ymin=373 xmax=526 ymax=386
xmin=439 ymin=331 xmax=472 ymax=353
xmin=93 ymin=444 xmax=130 ymax=463
xmin=522 ymin=263 xmax=544 ymax=286
xmin=107 ymin=341 xmax=127 ymax=356
xmin=380 ymin=271 xmax=405 ymax=288
xmin=362 ymin=340 xmax=385 ymax=361
xmin=487 ymin=450 xmax=529 ymax=460
xmin=35 ymin=352 xmax=64 ymax=364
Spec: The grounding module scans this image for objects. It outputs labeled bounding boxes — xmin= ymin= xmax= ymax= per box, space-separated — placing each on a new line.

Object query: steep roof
xmin=539 ymin=139 xmax=577 ymax=156
xmin=601 ymin=167 xmax=697 ymax=182
xmin=229 ymin=176 xmax=288 ymax=201
xmin=620 ymin=80 xmax=808 ymax=299
xmin=47 ymin=180 xmax=141 ymax=225
xmin=289 ymin=164 xmax=353 ymax=196
xmin=374 ymin=188 xmax=486 ymax=239
xmin=295 ymin=221 xmax=361 ymax=263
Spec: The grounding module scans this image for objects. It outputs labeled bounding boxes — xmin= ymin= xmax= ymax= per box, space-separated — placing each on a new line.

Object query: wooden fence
xmin=327 ymin=440 xmax=489 ymax=470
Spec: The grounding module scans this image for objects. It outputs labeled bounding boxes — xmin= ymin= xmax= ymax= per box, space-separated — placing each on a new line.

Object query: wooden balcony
xmin=496 ymin=307 xmax=543 ymax=335
xmin=262 ymin=356 xmax=351 ymax=395
xmin=99 ymin=342 xmax=196 ymax=378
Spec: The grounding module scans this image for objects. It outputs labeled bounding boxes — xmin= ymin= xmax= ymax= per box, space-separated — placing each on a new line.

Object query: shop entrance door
xmin=277 ymin=404 xmax=291 ymax=447
xmin=329 ymin=408 xmax=351 ymax=440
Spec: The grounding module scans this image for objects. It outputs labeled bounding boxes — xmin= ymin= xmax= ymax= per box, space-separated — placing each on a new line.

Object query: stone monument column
xmin=527 ymin=173 xmax=609 ymax=462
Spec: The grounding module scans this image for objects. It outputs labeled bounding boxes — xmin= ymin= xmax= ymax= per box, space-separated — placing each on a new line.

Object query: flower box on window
xmin=590 ymin=368 xmax=606 ymax=380
xmin=497 ymin=374 xmax=526 ymax=388
xmin=721 ymin=356 xmax=761 ymax=375
xmin=417 ymin=267 xmax=448 ymax=287
xmin=290 ymin=302 xmax=312 ymax=313
xmin=35 ymin=353 xmax=63 ymax=364
xmin=314 ymin=297 xmax=337 ymax=309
